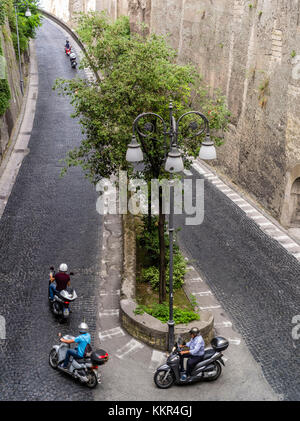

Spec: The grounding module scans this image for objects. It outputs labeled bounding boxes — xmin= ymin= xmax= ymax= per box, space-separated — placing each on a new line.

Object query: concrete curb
xmin=120 ymin=214 xmax=214 ymax=351
xmin=0 ymin=40 xmax=38 ymax=219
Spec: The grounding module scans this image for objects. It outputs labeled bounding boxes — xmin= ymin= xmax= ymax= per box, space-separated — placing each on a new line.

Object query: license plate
xmin=63 ymin=308 xmax=69 ymax=316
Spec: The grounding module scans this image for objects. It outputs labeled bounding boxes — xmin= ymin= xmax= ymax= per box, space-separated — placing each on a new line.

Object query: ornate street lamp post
xmin=126 ymin=102 xmax=216 ymax=352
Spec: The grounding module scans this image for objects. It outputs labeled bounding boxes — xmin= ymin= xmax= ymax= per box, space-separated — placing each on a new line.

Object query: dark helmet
xmin=189 ymin=327 xmax=200 ymax=336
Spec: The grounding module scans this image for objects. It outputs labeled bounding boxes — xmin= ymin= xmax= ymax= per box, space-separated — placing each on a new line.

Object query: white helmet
xmin=59 ymin=263 xmax=68 ymax=272
xmin=78 ymin=322 xmax=89 ymax=333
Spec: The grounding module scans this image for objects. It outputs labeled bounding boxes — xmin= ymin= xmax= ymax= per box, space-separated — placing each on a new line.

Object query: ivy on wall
xmin=0 ymin=26 xmax=11 ymax=117
xmin=0 ymin=0 xmax=41 ymax=117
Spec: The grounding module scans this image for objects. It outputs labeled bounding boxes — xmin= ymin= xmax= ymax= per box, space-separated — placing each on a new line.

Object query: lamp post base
xmin=167 ymin=320 xmax=175 ymax=352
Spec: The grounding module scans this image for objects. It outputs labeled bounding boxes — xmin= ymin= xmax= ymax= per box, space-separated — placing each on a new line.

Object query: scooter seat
xmin=204 ymin=349 xmax=215 ymax=360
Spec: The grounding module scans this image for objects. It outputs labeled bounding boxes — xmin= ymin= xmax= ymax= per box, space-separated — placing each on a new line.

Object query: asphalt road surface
xmin=0 ymin=19 xmax=102 ymax=400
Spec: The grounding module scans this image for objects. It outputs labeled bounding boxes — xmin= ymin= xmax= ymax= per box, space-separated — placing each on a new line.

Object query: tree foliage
xmin=54 ymin=12 xmax=230 ymax=184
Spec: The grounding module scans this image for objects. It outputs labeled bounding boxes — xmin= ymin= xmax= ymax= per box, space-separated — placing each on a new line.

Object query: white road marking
xmin=273 ymin=235 xmax=291 ymax=241
xmin=238 ymin=203 xmax=252 ymax=208
xmin=214 ymin=321 xmax=232 ymax=328
xmin=148 ymin=350 xmax=166 ymax=372
xmin=187 ymin=278 xmax=203 ymax=283
xmin=193 ymin=291 xmax=213 ymax=296
xmin=219 ymin=188 xmax=232 ymax=193
xmin=99 ymin=290 xmax=120 ymax=297
xmin=184 ymin=169 xmax=193 ymax=176
xmin=99 ymin=309 xmax=119 ymax=317
xmin=115 ymin=339 xmax=144 ymax=359
xmin=192 ymin=163 xmax=207 ymax=174
xmin=282 ymin=243 xmax=299 ymax=249
xmin=293 ymin=252 xmax=300 ymax=259
xmin=258 ymin=222 xmax=273 ymax=227
xmin=99 ymin=327 xmax=125 ymax=341
xmin=228 ymin=338 xmax=241 ymax=345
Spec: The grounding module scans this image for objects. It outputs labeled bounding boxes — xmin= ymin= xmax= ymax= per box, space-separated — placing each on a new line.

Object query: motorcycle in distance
xmin=65 ymin=46 xmax=71 ymax=56
xmin=48 ymin=266 xmax=77 ymax=322
xmin=49 ymin=334 xmax=109 ymax=388
xmin=154 ymin=336 xmax=229 ymax=388
xmin=70 ymin=52 xmax=77 ymax=69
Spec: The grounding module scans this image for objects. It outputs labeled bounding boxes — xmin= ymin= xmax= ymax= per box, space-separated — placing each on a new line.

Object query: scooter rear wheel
xmin=203 ymin=360 xmax=222 ymax=381
xmin=154 ymin=370 xmax=174 ymax=389
xmin=86 ymin=371 xmax=98 ymax=389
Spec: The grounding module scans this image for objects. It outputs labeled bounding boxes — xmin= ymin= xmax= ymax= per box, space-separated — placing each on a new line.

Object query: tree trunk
xmin=158 ymin=186 xmax=166 ymax=303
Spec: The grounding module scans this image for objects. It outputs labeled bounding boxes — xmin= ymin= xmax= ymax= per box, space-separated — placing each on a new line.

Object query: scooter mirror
xmin=70 ymin=272 xmax=74 ymax=276
xmin=50 ymin=266 xmax=54 ymax=270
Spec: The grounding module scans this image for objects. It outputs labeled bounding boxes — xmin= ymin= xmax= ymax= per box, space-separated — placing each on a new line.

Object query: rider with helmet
xmin=49 ymin=263 xmax=71 ymax=301
xmin=60 ymin=322 xmax=91 ymax=370
xmin=180 ymin=327 xmax=205 ymax=377
xmin=65 ymin=38 xmax=70 ymax=49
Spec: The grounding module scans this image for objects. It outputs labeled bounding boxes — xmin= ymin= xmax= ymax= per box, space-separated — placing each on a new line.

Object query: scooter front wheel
xmin=49 ymin=349 xmax=59 ymax=369
xmin=154 ymin=370 xmax=174 ymax=389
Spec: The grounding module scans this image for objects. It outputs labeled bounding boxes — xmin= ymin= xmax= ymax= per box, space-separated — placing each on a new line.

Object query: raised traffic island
xmin=121 ymin=214 xmax=214 ymax=351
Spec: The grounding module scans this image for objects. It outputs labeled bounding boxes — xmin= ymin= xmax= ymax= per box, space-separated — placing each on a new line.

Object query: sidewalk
xmin=0 ymin=40 xmax=38 ymax=220
xmin=191 ymin=159 xmax=300 ymax=262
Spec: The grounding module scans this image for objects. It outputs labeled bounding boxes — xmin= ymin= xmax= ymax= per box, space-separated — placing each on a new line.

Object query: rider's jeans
xmin=63 ymin=349 xmax=79 ymax=368
xmin=49 ymin=283 xmax=57 ymax=300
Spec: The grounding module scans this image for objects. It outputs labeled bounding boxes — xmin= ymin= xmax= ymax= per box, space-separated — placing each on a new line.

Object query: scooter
xmin=48 ymin=267 xmax=77 ymax=322
xmin=49 ymin=334 xmax=109 ymax=388
xmin=153 ymin=336 xmax=229 ymax=389
xmin=70 ymin=52 xmax=77 ymax=69
xmin=65 ymin=46 xmax=71 ymax=56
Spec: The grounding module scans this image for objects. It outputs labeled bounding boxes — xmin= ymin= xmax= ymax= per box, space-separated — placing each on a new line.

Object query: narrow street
xmin=0 ymin=20 xmax=102 ymax=400
xmin=0 ymin=18 xmax=298 ymax=402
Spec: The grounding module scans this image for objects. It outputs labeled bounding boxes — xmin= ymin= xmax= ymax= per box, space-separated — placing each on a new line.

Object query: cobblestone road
xmin=0 ymin=20 xmax=102 ymax=400
xmin=176 ymin=169 xmax=300 ymax=401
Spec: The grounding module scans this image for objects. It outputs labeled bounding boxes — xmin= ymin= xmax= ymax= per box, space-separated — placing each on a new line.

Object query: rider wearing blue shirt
xmin=60 ymin=322 xmax=91 ymax=369
xmin=180 ymin=327 xmax=205 ymax=377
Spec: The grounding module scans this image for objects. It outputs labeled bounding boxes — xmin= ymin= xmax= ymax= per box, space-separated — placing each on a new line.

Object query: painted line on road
xmin=115 ymin=339 xmax=144 ymax=359
xmin=192 ymin=291 xmax=213 ymax=296
xmin=281 ymin=243 xmax=300 ymax=250
xmin=228 ymin=338 xmax=241 ymax=345
xmin=184 ymin=169 xmax=193 ymax=176
xmin=199 ymin=305 xmax=221 ymax=310
xmin=99 ymin=309 xmax=119 ymax=317
xmin=99 ymin=290 xmax=120 ymax=297
xmin=148 ymin=350 xmax=167 ymax=372
xmin=99 ymin=327 xmax=125 ymax=341
xmin=187 ymin=277 xmax=203 ymax=283
xmin=214 ymin=321 xmax=232 ymax=328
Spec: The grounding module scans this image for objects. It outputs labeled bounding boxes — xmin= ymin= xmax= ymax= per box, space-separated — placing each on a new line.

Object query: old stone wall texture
xmin=0 ymin=20 xmax=23 ymax=161
xmin=39 ymin=0 xmax=300 ymax=226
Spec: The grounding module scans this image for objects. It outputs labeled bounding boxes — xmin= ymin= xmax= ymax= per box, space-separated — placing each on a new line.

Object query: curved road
xmin=0 ymin=20 xmax=102 ymax=400
xmin=175 ymin=169 xmax=300 ymax=401
xmin=0 ymin=18 xmax=298 ymax=402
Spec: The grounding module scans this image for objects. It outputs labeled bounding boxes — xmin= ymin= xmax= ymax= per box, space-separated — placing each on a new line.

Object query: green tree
xmin=54 ymin=12 xmax=230 ymax=303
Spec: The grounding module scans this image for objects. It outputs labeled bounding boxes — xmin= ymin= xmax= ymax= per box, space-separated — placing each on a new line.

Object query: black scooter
xmin=154 ymin=337 xmax=229 ymax=388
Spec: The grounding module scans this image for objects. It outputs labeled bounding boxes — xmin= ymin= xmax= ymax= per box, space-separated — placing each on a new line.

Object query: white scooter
xmin=49 ymin=334 xmax=109 ymax=388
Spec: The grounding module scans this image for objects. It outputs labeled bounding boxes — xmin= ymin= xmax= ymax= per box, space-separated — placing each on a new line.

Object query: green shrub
xmin=134 ymin=302 xmax=200 ymax=324
xmin=141 ymin=251 xmax=187 ymax=292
